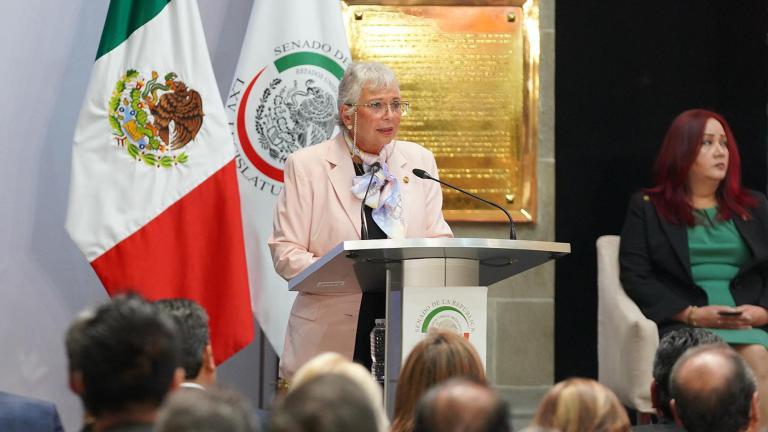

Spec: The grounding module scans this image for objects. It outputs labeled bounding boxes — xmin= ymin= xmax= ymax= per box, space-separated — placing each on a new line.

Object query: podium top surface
xmin=289 ymin=238 xmax=570 ymax=293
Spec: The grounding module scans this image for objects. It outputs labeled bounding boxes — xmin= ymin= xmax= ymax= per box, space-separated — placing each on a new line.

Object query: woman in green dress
xmin=620 ymin=109 xmax=768 ymax=426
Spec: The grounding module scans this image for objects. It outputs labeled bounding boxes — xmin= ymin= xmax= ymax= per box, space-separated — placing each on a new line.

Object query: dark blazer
xmin=619 ymin=191 xmax=768 ymax=334
xmin=0 ymin=391 xmax=64 ymax=432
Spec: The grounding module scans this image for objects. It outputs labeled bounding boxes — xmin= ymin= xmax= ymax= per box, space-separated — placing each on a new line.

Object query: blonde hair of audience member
xmin=391 ymin=330 xmax=487 ymax=432
xmin=290 ymin=352 xmax=389 ymax=432
xmin=531 ymin=378 xmax=629 ymax=432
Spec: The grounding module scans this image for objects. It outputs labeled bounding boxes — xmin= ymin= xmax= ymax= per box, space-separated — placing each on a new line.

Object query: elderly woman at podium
xmin=268 ymin=61 xmax=453 ymax=379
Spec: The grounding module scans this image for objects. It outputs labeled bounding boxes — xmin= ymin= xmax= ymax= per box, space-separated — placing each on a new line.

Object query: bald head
xmin=675 ymin=346 xmax=734 ymax=393
xmin=670 ymin=345 xmax=757 ymax=432
xmin=414 ymin=378 xmax=510 ymax=432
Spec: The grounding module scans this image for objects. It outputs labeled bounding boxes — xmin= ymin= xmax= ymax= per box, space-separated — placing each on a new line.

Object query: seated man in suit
xmin=634 ymin=328 xmax=722 ymax=431
xmin=65 ymin=294 xmax=183 ymax=432
xmin=156 ymin=298 xmax=216 ymax=390
xmin=0 ymin=391 xmax=64 ymax=432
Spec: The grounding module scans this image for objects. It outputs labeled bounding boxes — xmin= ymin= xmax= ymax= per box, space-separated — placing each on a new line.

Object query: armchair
xmin=596 ymin=235 xmax=658 ymax=414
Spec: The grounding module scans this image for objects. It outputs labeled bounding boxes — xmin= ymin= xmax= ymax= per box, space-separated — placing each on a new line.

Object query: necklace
xmin=343 ymin=131 xmax=362 ymax=160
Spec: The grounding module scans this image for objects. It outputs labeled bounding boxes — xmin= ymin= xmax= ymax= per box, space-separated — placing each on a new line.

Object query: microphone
xmin=360 ymin=162 xmax=382 ymax=240
xmin=412 ymin=168 xmax=517 ymax=240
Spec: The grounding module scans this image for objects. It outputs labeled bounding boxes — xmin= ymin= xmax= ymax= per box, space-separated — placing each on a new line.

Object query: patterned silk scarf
xmin=345 ymin=132 xmax=405 ymax=239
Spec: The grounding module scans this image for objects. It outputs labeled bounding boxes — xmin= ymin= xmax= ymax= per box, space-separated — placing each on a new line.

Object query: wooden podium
xmin=289 ymin=238 xmax=570 ymax=415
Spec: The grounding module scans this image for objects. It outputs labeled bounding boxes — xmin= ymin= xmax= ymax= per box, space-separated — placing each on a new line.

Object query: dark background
xmin=554 ymin=1 xmax=768 ymax=379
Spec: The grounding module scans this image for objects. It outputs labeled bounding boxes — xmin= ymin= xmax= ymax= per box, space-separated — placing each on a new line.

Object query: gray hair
xmin=337 ymin=61 xmax=399 ymax=125
xmin=156 ymin=387 xmax=260 ymax=432
xmin=270 ymin=373 xmax=379 ymax=432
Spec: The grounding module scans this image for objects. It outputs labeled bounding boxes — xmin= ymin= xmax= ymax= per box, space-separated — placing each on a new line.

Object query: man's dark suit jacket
xmin=619 ymin=191 xmax=768 ymax=335
xmin=0 ymin=391 xmax=64 ymax=432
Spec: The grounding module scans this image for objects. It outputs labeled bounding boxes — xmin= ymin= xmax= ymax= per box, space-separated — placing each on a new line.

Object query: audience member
xmin=156 ymin=298 xmax=216 ymax=389
xmin=290 ymin=352 xmax=388 ymax=432
xmin=156 ymin=387 xmax=259 ymax=432
xmin=65 ymin=294 xmax=183 ymax=432
xmin=269 ymin=373 xmax=379 ymax=432
xmin=413 ymin=378 xmax=510 ymax=432
xmin=391 ymin=329 xmax=486 ymax=432
xmin=65 ymin=310 xmax=97 ymax=431
xmin=634 ymin=328 xmax=722 ymax=431
xmin=0 ymin=391 xmax=64 ymax=432
xmin=669 ymin=344 xmax=758 ymax=432
xmin=530 ymin=378 xmax=630 ymax=432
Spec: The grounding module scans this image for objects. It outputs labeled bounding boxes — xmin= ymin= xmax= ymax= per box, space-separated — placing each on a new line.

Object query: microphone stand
xmin=412 ymin=168 xmax=517 ymax=240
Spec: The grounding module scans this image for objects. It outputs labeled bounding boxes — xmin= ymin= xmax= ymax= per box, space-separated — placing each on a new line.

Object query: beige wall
xmin=448 ymin=0 xmax=555 ymax=426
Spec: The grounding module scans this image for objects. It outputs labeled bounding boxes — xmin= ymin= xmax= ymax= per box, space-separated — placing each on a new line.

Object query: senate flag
xmin=66 ymin=0 xmax=253 ymax=363
xmin=225 ymin=0 xmax=351 ymax=353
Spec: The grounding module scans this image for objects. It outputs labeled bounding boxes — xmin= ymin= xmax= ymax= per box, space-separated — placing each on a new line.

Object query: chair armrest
xmin=596 ymin=235 xmax=658 ymax=413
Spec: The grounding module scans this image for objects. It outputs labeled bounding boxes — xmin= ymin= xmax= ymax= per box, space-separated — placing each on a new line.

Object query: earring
xmin=347 ymin=124 xmax=352 ymax=130
xmin=352 ymin=111 xmax=358 ymax=148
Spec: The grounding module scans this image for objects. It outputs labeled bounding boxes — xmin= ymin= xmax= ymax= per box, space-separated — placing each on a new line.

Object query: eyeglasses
xmin=347 ymin=100 xmax=410 ymax=116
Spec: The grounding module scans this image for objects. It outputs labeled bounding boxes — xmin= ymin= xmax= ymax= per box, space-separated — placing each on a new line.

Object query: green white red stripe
xmin=66 ymin=0 xmax=253 ymax=363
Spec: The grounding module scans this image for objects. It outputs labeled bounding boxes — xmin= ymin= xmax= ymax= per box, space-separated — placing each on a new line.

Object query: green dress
xmin=688 ymin=207 xmax=768 ymax=346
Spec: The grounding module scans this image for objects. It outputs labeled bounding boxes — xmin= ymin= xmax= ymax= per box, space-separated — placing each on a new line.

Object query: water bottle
xmin=370 ymin=318 xmax=386 ymax=383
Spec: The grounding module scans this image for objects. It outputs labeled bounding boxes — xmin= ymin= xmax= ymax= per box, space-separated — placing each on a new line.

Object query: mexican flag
xmin=225 ymin=0 xmax=351 ymax=354
xmin=66 ymin=0 xmax=253 ymax=363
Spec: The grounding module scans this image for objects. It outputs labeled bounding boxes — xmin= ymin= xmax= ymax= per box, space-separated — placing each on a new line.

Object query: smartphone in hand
xmin=718 ymin=310 xmax=743 ymax=317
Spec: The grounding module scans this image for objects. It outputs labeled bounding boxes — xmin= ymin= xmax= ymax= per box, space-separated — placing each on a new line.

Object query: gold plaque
xmin=342 ymin=1 xmax=539 ymax=222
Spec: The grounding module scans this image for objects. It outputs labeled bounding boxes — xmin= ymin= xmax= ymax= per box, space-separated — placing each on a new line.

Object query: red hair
xmin=645 ymin=109 xmax=756 ymax=225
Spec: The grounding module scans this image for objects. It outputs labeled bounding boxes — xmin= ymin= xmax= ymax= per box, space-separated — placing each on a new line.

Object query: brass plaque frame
xmin=342 ymin=0 xmax=539 ymax=223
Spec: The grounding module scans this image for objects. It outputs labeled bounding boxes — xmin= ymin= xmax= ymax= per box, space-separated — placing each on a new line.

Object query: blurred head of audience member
xmin=156 ymin=387 xmax=260 ymax=432
xmin=290 ymin=352 xmax=388 ymax=432
xmin=156 ymin=298 xmax=216 ymax=388
xmin=651 ymin=328 xmax=723 ymax=422
xmin=530 ymin=378 xmax=630 ymax=432
xmin=65 ymin=309 xmax=96 ymax=429
xmin=65 ymin=293 xmax=183 ymax=430
xmin=413 ymin=377 xmax=510 ymax=432
xmin=670 ymin=345 xmax=758 ymax=432
xmin=391 ymin=329 xmax=487 ymax=432
xmin=270 ymin=373 xmax=378 ymax=432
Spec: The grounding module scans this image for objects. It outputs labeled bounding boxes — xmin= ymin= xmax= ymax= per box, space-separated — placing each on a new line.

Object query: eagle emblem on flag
xmin=108 ymin=70 xmax=204 ymax=168
xmin=253 ymin=78 xmax=338 ymax=165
